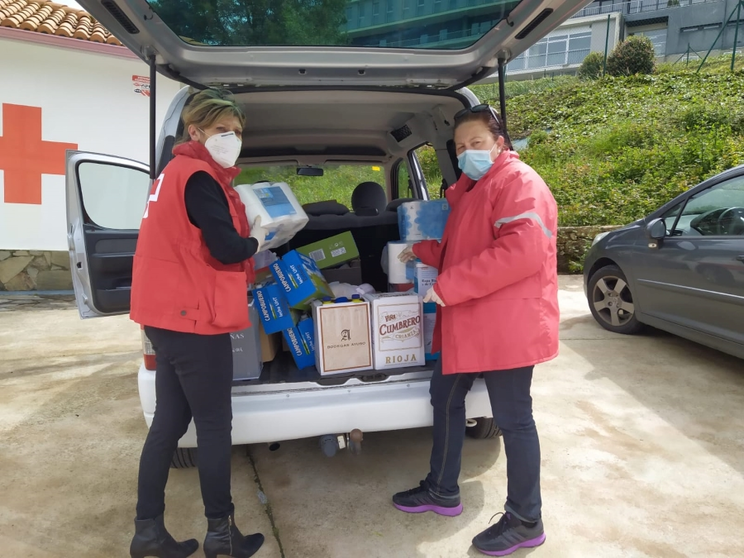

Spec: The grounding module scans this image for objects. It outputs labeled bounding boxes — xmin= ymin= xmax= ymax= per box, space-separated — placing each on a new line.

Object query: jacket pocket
xmin=211 ymin=270 xmax=250 ymax=330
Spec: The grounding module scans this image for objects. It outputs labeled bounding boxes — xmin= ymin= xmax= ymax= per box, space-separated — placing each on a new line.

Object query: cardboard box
xmin=397 ymin=199 xmax=450 ymax=241
xmin=259 ymin=323 xmax=281 ymax=363
xmin=423 ymin=302 xmax=440 ymax=362
xmin=296 ymin=231 xmax=360 ymax=270
xmin=312 ymin=299 xmax=373 ymax=375
xmin=282 ymin=318 xmax=316 ymax=370
xmin=253 ymin=283 xmax=298 ymax=334
xmin=364 ymin=293 xmax=425 ymax=370
xmin=231 ymin=303 xmax=263 ymax=381
xmin=414 ymin=263 xmax=438 ymax=294
xmin=321 ymin=259 xmax=363 ymax=286
xmin=270 ymin=250 xmax=334 ymax=310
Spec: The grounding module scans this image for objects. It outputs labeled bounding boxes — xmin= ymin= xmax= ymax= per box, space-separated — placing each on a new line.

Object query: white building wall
xmin=0 ymin=36 xmax=182 ymax=251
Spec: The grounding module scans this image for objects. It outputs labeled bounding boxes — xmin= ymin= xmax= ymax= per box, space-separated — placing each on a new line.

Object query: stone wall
xmin=0 ymin=224 xmax=625 ymax=290
xmin=0 ymin=251 xmax=73 ymax=291
xmin=556 ymin=225 xmax=623 ymax=274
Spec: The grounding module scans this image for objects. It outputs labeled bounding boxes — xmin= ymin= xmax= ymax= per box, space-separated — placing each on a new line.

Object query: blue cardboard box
xmin=270 ymin=250 xmax=333 ymax=310
xmin=252 ymin=283 xmax=298 ymax=334
xmin=283 ymin=318 xmax=316 ymax=369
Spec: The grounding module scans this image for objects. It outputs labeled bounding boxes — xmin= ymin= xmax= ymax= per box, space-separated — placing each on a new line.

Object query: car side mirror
xmin=646 ymin=218 xmax=667 ymax=248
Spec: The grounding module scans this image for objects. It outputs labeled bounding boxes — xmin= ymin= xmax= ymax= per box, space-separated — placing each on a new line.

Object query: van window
xmin=147 ymin=0 xmax=522 ymax=50
xmin=237 ymin=164 xmax=387 ymax=208
xmin=414 ymin=144 xmax=443 ymax=198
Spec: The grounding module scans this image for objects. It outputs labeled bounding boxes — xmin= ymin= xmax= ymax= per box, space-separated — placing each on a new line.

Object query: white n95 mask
xmin=204 ymin=131 xmax=242 ymax=168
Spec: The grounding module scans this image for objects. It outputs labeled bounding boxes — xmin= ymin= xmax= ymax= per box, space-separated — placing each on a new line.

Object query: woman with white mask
xmin=393 ymin=104 xmax=559 ymax=557
xmin=129 ymin=88 xmax=266 ymax=558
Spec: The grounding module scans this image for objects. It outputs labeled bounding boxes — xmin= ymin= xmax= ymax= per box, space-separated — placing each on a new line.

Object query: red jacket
xmin=413 ymin=151 xmax=559 ymax=375
xmin=130 ymin=141 xmax=255 ymax=335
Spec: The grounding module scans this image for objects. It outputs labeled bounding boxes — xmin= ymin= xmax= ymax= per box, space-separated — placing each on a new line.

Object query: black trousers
xmin=136 ymin=326 xmax=234 ymax=520
xmin=425 ymin=360 xmax=542 ymax=522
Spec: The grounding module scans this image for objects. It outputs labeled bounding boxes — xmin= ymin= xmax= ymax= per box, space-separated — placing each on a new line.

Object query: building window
xmin=632 ymin=28 xmax=667 ymax=56
xmin=359 ymin=3 xmax=365 ymax=25
xmin=373 ymin=0 xmax=380 ymax=16
xmin=513 ymin=29 xmax=592 ymax=70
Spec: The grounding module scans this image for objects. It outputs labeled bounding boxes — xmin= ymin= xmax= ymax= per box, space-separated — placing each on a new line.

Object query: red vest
xmin=130 ymin=141 xmax=255 ymax=335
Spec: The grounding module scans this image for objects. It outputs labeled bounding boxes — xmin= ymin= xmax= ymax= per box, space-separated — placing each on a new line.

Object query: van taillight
xmin=141 ymin=328 xmax=157 ymax=371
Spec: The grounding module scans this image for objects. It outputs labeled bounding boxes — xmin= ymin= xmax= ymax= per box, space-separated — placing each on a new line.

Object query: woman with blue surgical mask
xmin=394 ymin=104 xmax=559 ymax=557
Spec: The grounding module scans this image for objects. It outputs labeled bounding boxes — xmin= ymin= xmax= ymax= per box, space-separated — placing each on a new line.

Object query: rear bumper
xmin=137 ymin=364 xmax=493 ymax=446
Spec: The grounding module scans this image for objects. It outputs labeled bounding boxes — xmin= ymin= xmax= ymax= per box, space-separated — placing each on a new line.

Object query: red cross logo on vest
xmin=0 ymin=104 xmax=79 ymax=205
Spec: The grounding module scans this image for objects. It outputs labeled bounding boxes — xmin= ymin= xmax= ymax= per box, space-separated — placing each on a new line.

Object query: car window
xmin=146 ymin=0 xmax=522 ymax=50
xmin=397 ymin=160 xmax=413 ymax=199
xmin=673 ymin=175 xmax=744 ymax=237
xmin=415 ymin=144 xmax=444 ymax=199
xmin=78 ymin=162 xmax=150 ymax=230
xmin=237 ymin=164 xmax=387 ymax=209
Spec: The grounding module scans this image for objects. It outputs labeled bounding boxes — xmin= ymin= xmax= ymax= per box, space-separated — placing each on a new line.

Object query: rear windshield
xmin=147 ymin=0 xmax=521 ymax=49
xmin=237 ymin=164 xmax=387 ymax=207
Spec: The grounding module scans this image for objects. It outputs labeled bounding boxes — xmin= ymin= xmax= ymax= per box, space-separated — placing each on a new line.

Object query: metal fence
xmin=571 ymin=0 xmax=715 ymax=19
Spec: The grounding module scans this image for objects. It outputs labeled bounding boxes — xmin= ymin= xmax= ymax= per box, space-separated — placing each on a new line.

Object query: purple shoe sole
xmin=393 ymin=502 xmax=464 ymax=517
xmin=475 ymin=533 xmax=547 ymax=556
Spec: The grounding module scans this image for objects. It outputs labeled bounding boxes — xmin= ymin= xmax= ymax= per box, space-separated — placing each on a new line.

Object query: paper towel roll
xmin=387 ymin=241 xmax=411 ymax=283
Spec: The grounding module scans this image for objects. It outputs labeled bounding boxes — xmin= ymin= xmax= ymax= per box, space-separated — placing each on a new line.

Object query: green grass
xmin=471 ymin=56 xmax=744 ymax=227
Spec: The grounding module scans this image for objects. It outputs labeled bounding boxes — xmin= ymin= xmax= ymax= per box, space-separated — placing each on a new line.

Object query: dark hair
xmin=454 ymin=111 xmax=512 ymax=150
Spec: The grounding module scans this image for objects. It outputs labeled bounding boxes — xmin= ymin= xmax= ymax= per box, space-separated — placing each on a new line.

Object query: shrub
xmin=578 ymin=52 xmax=605 ymax=80
xmin=606 ymin=35 xmax=656 ymax=77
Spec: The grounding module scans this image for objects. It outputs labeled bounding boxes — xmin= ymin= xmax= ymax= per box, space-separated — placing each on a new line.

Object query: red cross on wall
xmin=0 ymin=104 xmax=78 ymax=205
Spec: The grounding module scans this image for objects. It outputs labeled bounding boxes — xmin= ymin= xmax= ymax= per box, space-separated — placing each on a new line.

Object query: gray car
xmin=583 ymin=165 xmax=744 ymax=359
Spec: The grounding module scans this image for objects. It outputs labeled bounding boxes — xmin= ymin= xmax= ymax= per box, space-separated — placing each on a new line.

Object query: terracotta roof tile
xmin=0 ymin=0 xmax=122 ymax=46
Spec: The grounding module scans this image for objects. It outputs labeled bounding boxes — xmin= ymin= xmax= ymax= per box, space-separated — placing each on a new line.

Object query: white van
xmin=66 ymin=0 xmax=589 ymax=466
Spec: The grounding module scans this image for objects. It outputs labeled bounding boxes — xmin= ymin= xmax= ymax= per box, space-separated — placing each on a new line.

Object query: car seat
xmin=351 ymin=181 xmax=388 ymax=216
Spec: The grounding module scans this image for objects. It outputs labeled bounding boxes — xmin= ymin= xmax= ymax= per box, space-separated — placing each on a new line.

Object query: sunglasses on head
xmin=454 ymin=104 xmax=503 ymax=126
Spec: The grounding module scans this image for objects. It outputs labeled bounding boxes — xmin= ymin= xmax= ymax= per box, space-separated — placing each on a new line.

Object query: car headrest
xmin=351 ymin=181 xmax=387 ymax=216
xmin=302 ymin=200 xmax=350 ymax=216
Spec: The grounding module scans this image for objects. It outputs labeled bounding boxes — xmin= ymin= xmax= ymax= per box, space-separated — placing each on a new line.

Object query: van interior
xmin=161 ymin=88 xmax=470 ymax=386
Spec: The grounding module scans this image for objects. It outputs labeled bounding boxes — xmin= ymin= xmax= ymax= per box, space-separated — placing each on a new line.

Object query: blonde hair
xmin=179 ymin=88 xmax=245 ymax=144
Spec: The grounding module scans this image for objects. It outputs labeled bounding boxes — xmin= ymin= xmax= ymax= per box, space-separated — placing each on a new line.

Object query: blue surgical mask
xmin=457 ymin=144 xmax=499 ymax=181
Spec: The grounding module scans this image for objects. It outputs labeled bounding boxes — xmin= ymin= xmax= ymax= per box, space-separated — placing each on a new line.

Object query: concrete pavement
xmin=1 ymin=277 xmax=743 ymax=558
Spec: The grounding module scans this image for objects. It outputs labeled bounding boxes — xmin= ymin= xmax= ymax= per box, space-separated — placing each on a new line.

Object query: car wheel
xmin=466 ymin=417 xmax=502 ymax=439
xmin=588 ymin=265 xmax=643 ymax=335
xmin=170 ymin=448 xmax=198 ymax=469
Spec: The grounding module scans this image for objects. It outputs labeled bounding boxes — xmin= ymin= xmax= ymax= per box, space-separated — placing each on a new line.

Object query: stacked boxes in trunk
xmin=364 ymin=293 xmax=425 ymax=370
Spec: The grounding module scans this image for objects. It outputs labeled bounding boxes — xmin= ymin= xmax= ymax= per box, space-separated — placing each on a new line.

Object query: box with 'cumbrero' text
xmin=363 ymin=293 xmax=424 ymax=370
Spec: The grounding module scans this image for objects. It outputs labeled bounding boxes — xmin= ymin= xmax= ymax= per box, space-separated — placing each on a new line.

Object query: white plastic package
xmin=234 ymin=182 xmax=309 ymax=251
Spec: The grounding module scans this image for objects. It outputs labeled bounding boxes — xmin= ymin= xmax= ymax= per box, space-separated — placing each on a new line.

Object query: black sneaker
xmin=392 ymin=481 xmax=463 ymax=517
xmin=472 ymin=512 xmax=546 ymax=556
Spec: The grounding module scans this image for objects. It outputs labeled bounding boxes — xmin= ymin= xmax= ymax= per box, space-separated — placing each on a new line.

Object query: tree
xmin=606 ymin=35 xmax=656 ymax=77
xmin=149 ymin=0 xmax=349 ymax=47
xmin=578 ymin=52 xmax=605 ymax=80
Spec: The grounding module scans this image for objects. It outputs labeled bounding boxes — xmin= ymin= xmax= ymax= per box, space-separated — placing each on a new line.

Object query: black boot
xmin=203 ymin=514 xmax=265 ymax=558
xmin=129 ymin=514 xmax=199 ymax=558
